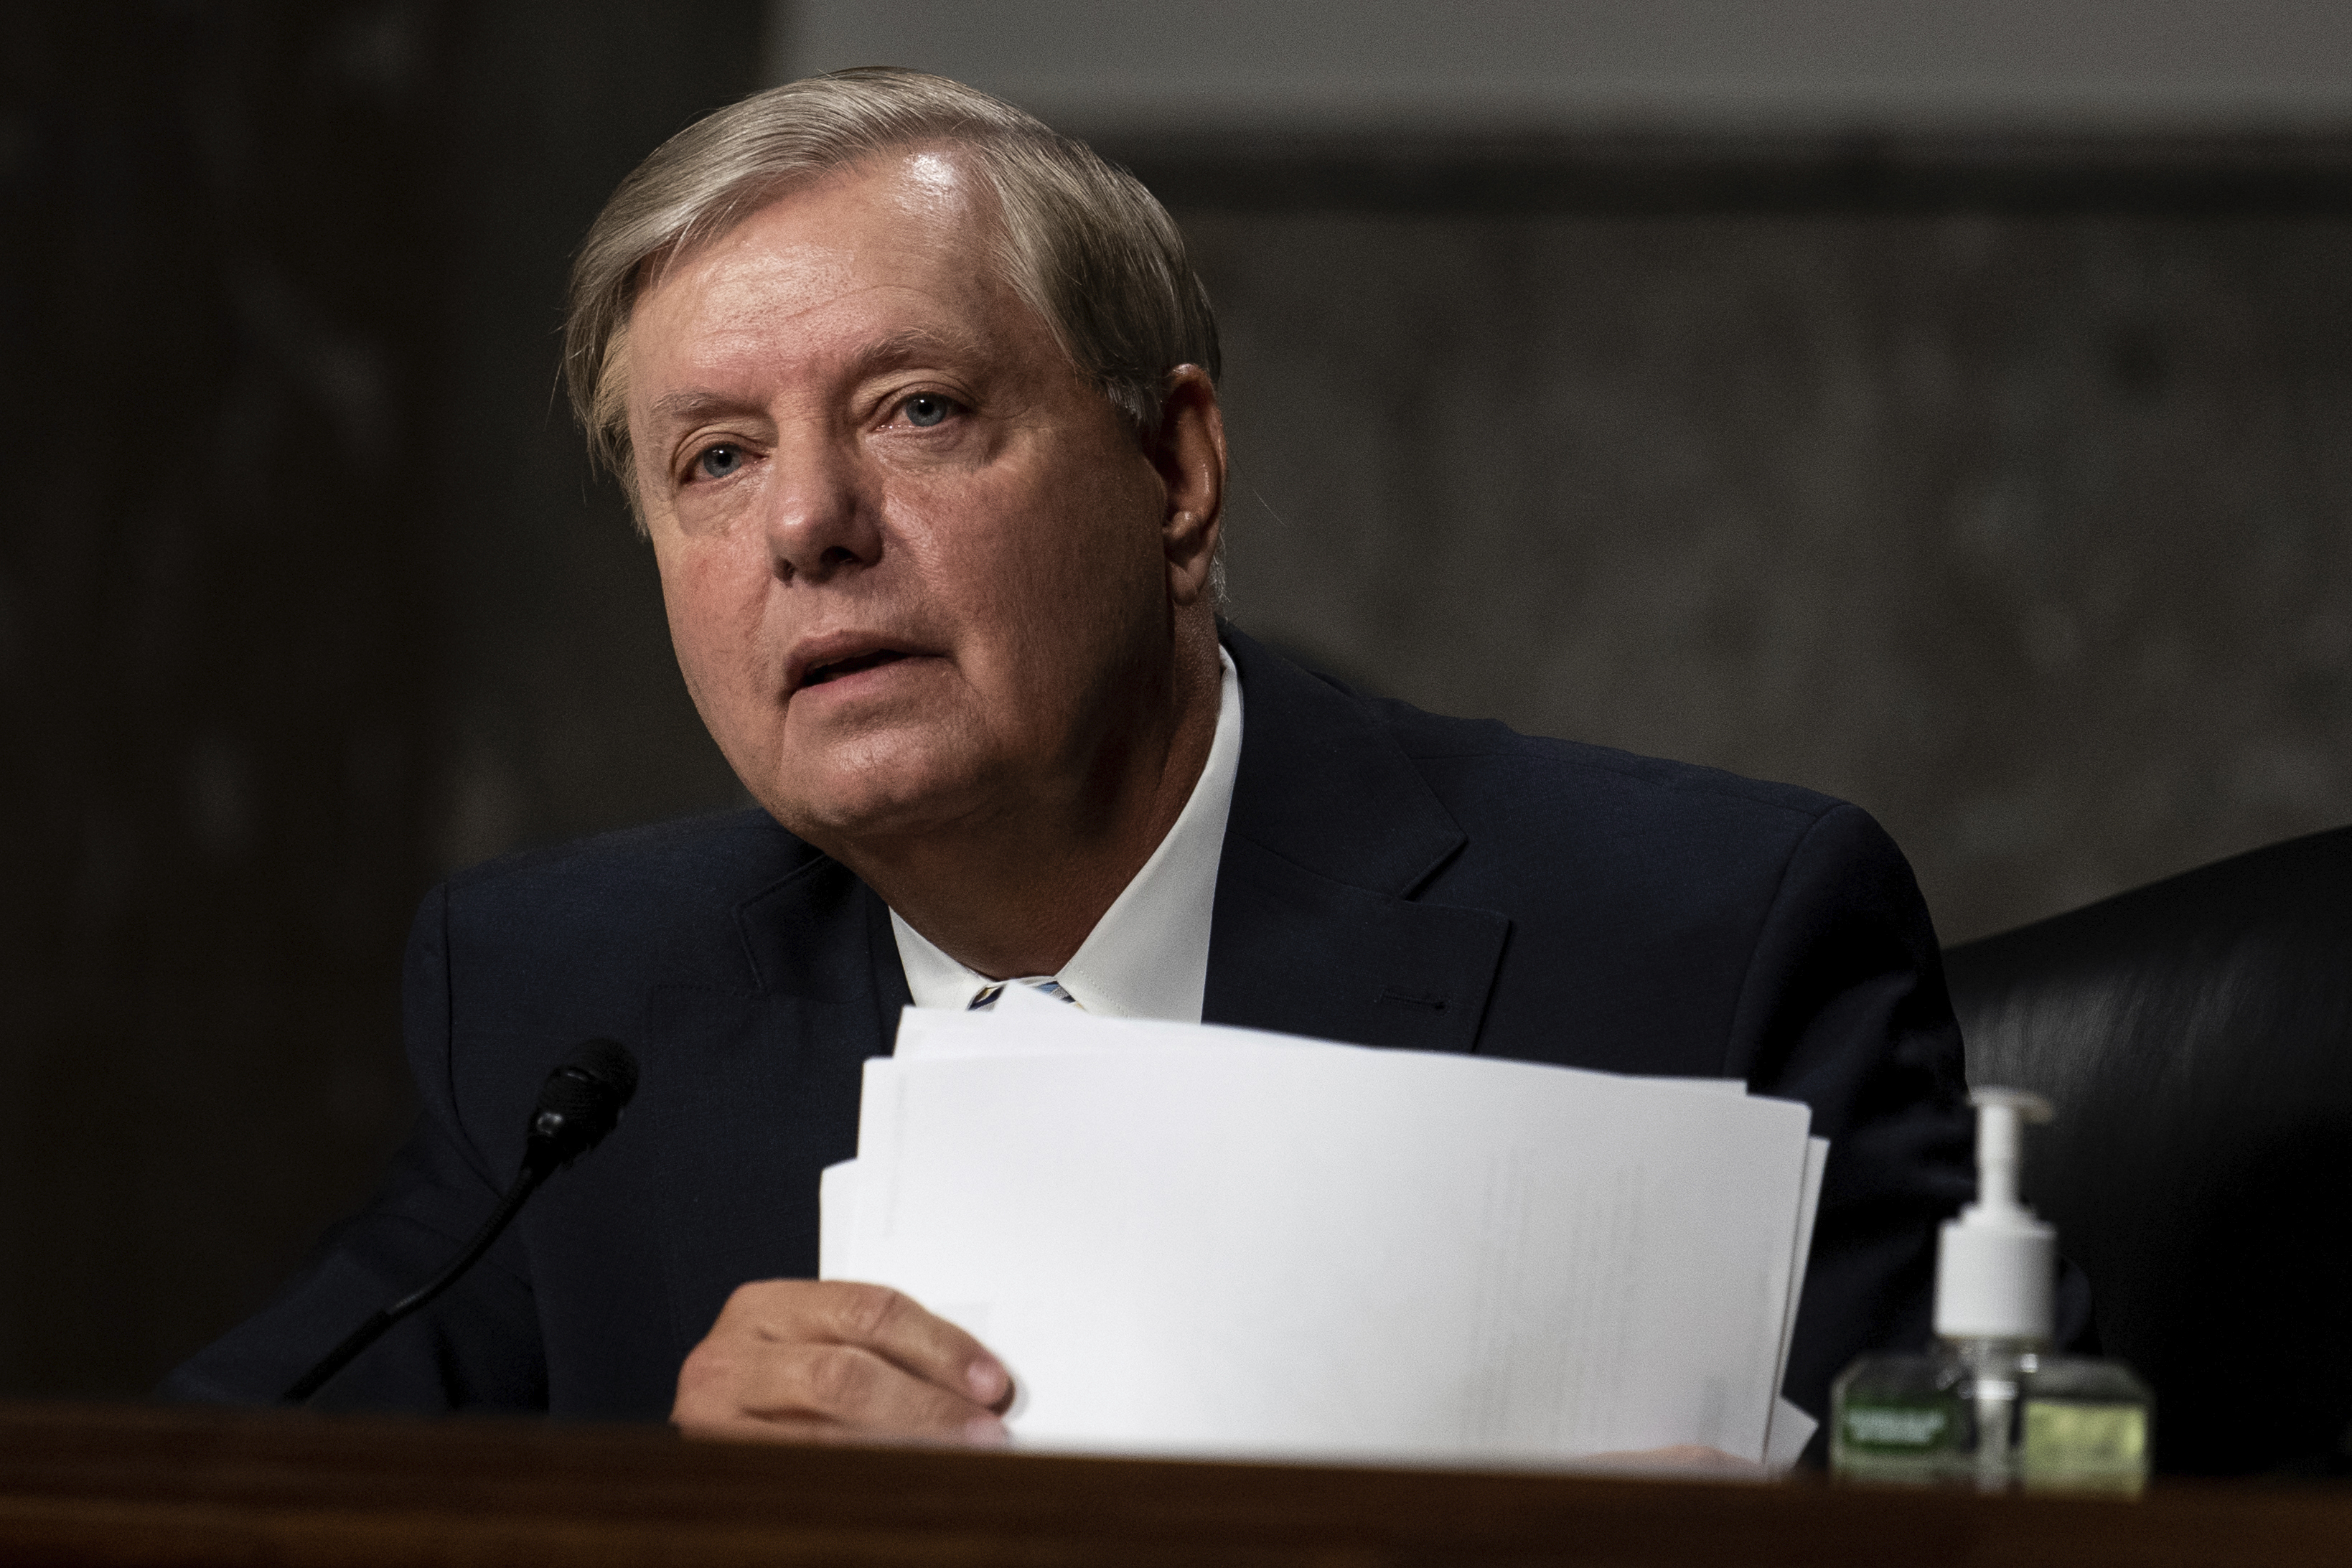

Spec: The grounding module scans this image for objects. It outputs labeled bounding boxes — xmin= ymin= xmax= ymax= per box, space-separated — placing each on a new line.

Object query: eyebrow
xmin=647 ymin=390 xmax=760 ymax=426
xmin=851 ymin=325 xmax=991 ymax=375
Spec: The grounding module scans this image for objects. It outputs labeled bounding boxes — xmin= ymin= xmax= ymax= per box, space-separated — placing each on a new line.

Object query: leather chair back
xmin=1944 ymin=824 xmax=2352 ymax=1475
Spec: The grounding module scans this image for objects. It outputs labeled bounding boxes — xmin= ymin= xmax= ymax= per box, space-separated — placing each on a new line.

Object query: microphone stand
xmin=282 ymin=1039 xmax=637 ymax=1404
xmin=282 ymin=1162 xmax=548 ymax=1404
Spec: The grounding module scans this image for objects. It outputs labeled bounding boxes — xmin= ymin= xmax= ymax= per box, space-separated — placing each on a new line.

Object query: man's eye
xmin=695 ymin=443 xmax=744 ymax=480
xmin=901 ymin=394 xmax=955 ymax=428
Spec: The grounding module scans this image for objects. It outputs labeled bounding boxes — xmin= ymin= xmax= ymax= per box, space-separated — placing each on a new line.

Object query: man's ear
xmin=1148 ymin=365 xmax=1226 ymax=608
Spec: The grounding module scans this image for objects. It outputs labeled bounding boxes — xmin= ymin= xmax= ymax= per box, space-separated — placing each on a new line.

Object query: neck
xmin=840 ymin=621 xmax=1224 ymax=980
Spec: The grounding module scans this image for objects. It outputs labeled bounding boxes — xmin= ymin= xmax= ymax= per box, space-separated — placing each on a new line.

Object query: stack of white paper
xmin=822 ymin=992 xmax=1826 ymax=1467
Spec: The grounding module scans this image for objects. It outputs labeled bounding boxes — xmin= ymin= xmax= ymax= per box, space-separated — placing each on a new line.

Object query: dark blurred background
xmin=3 ymin=1 xmax=2348 ymax=1399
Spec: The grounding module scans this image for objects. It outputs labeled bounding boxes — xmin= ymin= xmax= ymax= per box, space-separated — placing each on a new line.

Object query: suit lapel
xmin=640 ymin=852 xmax=905 ymax=1358
xmin=1205 ymin=627 xmax=1510 ymax=1053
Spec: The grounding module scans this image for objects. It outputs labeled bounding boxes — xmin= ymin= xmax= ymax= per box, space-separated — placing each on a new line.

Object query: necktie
xmin=967 ymin=977 xmax=1078 ymax=1010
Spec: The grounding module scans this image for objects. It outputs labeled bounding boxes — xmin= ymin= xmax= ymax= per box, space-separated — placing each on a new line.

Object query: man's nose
xmin=759 ymin=431 xmax=881 ymax=583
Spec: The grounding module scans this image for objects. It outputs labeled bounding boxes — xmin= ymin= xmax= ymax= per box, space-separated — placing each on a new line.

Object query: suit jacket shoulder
xmin=1214 ymin=627 xmax=1928 ymax=1075
xmin=164 ymin=807 xmax=903 ymax=1420
xmin=440 ymin=808 xmax=816 ymax=987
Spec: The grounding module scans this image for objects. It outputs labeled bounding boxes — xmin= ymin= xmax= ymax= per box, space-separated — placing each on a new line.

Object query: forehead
xmin=624 ymin=151 xmax=1040 ymax=389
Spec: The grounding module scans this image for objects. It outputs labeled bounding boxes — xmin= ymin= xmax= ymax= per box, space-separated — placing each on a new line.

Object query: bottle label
xmin=1839 ymin=1402 xmax=1956 ymax=1452
xmin=2020 ymin=1400 xmax=2148 ymax=1493
xmin=2021 ymin=1402 xmax=2145 ymax=1462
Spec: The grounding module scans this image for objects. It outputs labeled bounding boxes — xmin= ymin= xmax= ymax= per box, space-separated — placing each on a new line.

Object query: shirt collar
xmin=889 ymin=647 xmax=1243 ymax=1023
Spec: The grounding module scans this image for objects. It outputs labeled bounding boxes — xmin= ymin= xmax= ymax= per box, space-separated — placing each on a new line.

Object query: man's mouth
xmin=801 ymin=649 xmax=909 ymax=687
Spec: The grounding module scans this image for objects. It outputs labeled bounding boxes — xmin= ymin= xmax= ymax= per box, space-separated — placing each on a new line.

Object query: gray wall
xmin=786 ymin=0 xmax=2352 ymax=133
xmin=1156 ymin=172 xmax=2352 ymax=942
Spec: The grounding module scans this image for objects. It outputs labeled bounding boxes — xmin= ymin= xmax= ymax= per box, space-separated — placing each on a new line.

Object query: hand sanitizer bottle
xmin=1830 ymin=1088 xmax=2152 ymax=1492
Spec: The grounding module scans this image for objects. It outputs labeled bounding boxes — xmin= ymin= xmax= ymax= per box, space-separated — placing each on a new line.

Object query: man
xmin=168 ymin=68 xmax=2000 ymax=1446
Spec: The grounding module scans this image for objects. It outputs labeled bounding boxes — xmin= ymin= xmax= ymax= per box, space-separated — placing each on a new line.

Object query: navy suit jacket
xmin=168 ymin=626 xmax=1986 ymax=1424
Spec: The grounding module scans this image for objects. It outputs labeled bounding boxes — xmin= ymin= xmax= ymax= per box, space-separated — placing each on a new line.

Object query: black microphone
xmin=283 ymin=1038 xmax=639 ymax=1404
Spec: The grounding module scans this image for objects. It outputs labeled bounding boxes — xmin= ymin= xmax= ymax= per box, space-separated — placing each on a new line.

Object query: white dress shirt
xmin=889 ymin=648 xmax=1243 ymax=1023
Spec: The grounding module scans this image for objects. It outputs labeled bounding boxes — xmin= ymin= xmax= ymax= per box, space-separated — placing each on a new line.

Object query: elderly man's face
xmin=624 ymin=152 xmax=1181 ymax=851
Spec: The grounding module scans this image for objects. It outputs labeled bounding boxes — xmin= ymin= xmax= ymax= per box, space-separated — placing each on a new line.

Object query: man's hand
xmin=673 ymin=1280 xmax=1014 ymax=1443
xmin=1578 ymin=1445 xmax=1769 ymax=1478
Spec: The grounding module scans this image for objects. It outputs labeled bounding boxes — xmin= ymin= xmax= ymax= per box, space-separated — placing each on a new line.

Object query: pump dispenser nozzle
xmin=1934 ymin=1088 xmax=2058 ymax=1343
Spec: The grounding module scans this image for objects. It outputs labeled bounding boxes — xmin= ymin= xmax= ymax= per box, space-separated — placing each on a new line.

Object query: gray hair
xmin=563 ymin=67 xmax=1221 ymax=522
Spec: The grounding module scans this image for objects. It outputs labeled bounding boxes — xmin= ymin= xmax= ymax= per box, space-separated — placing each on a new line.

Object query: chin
xmin=755 ymin=747 xmax=998 ymax=853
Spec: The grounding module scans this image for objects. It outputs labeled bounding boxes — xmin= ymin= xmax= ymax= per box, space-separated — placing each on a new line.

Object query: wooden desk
xmin=1 ymin=1401 xmax=2345 ymax=1566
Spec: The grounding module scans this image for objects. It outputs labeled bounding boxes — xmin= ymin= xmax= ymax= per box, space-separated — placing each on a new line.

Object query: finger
xmin=736 ymin=1342 xmax=1008 ymax=1441
xmin=1577 ymin=1445 xmax=1766 ymax=1476
xmin=678 ymin=1408 xmax=1014 ymax=1447
xmin=795 ymin=1281 xmax=1013 ymax=1409
xmin=674 ymin=1330 xmax=1000 ymax=1442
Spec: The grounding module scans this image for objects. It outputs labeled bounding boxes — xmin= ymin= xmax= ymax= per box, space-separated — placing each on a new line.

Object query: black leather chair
xmin=1944 ymin=824 xmax=2352 ymax=1476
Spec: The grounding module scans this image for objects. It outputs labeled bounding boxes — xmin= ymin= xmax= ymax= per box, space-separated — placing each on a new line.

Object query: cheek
xmin=1023 ymin=464 xmax=1169 ymax=648
xmin=656 ymin=537 xmax=778 ymax=721
xmin=896 ymin=493 xmax=1128 ymax=715
xmin=930 ymin=443 xmax=1159 ymax=624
